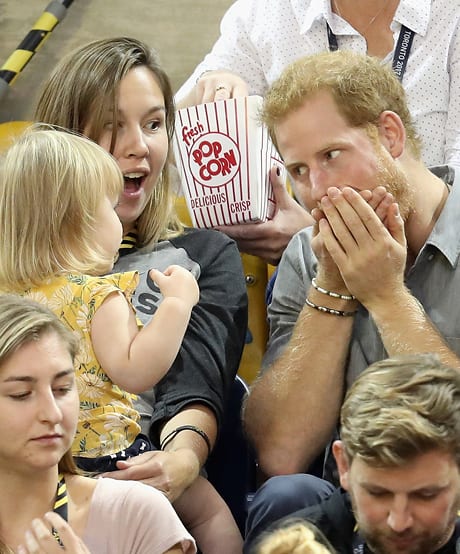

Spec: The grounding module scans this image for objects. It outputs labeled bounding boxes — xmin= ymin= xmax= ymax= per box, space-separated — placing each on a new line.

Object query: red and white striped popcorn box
xmin=173 ymin=95 xmax=286 ymax=228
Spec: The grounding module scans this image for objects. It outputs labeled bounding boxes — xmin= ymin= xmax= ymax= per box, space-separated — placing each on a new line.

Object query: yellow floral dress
xmin=24 ymin=272 xmax=142 ymax=458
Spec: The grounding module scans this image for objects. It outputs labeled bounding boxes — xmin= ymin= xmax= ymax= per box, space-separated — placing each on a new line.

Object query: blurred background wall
xmin=0 ymin=0 xmax=232 ymax=122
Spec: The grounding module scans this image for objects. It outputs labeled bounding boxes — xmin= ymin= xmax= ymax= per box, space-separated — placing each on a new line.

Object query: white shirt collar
xmin=295 ymin=0 xmax=431 ymax=36
xmin=394 ymin=0 xmax=431 ymax=36
xmin=296 ymin=0 xmax=332 ymax=34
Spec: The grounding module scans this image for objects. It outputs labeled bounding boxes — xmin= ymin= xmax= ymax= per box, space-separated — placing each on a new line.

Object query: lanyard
xmin=52 ymin=473 xmax=68 ymax=545
xmin=326 ymin=22 xmax=415 ymax=82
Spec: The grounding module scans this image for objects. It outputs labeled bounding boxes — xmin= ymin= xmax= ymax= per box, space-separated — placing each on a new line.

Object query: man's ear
xmin=332 ymin=440 xmax=351 ymax=490
xmin=377 ymin=110 xmax=406 ymax=159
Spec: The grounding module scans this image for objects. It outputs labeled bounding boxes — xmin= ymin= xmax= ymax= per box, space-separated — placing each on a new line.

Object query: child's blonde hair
xmin=254 ymin=521 xmax=334 ymax=554
xmin=0 ymin=126 xmax=123 ymax=290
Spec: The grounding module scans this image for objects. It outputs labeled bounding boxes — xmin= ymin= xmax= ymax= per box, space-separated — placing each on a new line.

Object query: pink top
xmin=82 ymin=478 xmax=196 ymax=553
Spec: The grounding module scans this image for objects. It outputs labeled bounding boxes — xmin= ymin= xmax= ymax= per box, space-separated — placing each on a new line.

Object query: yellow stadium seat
xmin=0 ymin=120 xmax=31 ymax=151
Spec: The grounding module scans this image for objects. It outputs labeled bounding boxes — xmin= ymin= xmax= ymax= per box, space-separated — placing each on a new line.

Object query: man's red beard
xmin=374 ymin=145 xmax=414 ymax=221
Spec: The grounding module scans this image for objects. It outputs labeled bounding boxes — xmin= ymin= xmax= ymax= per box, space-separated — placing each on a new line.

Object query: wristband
xmin=305 ymin=297 xmax=357 ymax=317
xmin=312 ymin=277 xmax=355 ymax=301
xmin=160 ymin=425 xmax=212 ymax=456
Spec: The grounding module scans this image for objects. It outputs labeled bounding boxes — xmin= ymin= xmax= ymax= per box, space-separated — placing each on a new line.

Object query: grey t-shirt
xmin=264 ymin=165 xmax=460 ymax=387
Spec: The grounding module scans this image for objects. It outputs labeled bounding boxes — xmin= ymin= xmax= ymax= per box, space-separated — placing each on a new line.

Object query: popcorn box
xmin=173 ymin=95 xmax=285 ymax=228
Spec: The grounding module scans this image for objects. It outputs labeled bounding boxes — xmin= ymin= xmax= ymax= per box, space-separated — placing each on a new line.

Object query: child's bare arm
xmin=91 ymin=265 xmax=199 ymax=393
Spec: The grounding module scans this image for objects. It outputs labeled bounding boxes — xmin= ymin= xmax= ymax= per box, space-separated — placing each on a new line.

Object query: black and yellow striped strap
xmin=52 ymin=473 xmax=68 ymax=545
xmin=119 ymin=231 xmax=138 ymax=257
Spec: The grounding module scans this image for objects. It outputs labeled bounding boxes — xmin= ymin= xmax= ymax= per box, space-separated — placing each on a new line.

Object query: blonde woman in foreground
xmin=0 ymin=294 xmax=194 ymax=553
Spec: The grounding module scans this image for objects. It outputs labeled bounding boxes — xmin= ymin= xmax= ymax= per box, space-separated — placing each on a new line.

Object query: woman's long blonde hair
xmin=0 ymin=126 xmax=123 ymax=290
xmin=35 ymin=36 xmax=182 ymax=248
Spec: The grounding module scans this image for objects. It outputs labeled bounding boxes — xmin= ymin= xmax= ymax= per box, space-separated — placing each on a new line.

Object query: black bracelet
xmin=160 ymin=425 xmax=212 ymax=456
xmin=305 ymin=297 xmax=357 ymax=317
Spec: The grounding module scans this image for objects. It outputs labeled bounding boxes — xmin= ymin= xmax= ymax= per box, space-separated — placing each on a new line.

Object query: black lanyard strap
xmin=392 ymin=25 xmax=415 ymax=80
xmin=52 ymin=473 xmax=68 ymax=546
xmin=326 ymin=22 xmax=415 ymax=82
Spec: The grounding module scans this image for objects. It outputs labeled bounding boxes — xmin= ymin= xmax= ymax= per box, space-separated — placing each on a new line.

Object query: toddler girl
xmin=0 ymin=126 xmax=198 ymax=463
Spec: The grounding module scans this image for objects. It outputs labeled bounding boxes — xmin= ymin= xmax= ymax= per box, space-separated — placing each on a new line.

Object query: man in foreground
xmin=248 ymin=354 xmax=460 ymax=553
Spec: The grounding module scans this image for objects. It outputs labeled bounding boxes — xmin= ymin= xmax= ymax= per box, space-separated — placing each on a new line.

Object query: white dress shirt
xmin=177 ymin=0 xmax=460 ymax=167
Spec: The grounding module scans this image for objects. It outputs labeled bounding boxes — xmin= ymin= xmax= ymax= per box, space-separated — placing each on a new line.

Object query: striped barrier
xmin=0 ymin=0 xmax=74 ymax=102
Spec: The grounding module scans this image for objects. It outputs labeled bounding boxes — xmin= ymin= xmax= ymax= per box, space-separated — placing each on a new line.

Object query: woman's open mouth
xmin=123 ymin=172 xmax=144 ymax=196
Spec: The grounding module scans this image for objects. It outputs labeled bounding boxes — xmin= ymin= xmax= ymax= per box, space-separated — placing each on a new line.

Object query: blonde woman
xmin=35 ymin=45 xmax=246 ymax=489
xmin=0 ymin=294 xmax=194 ymax=553
xmin=35 ymin=37 xmax=246 ymax=551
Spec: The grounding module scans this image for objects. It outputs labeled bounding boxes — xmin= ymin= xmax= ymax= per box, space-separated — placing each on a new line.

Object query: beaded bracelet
xmin=160 ymin=425 xmax=212 ymax=456
xmin=311 ymin=277 xmax=356 ymax=301
xmin=305 ymin=297 xmax=357 ymax=317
